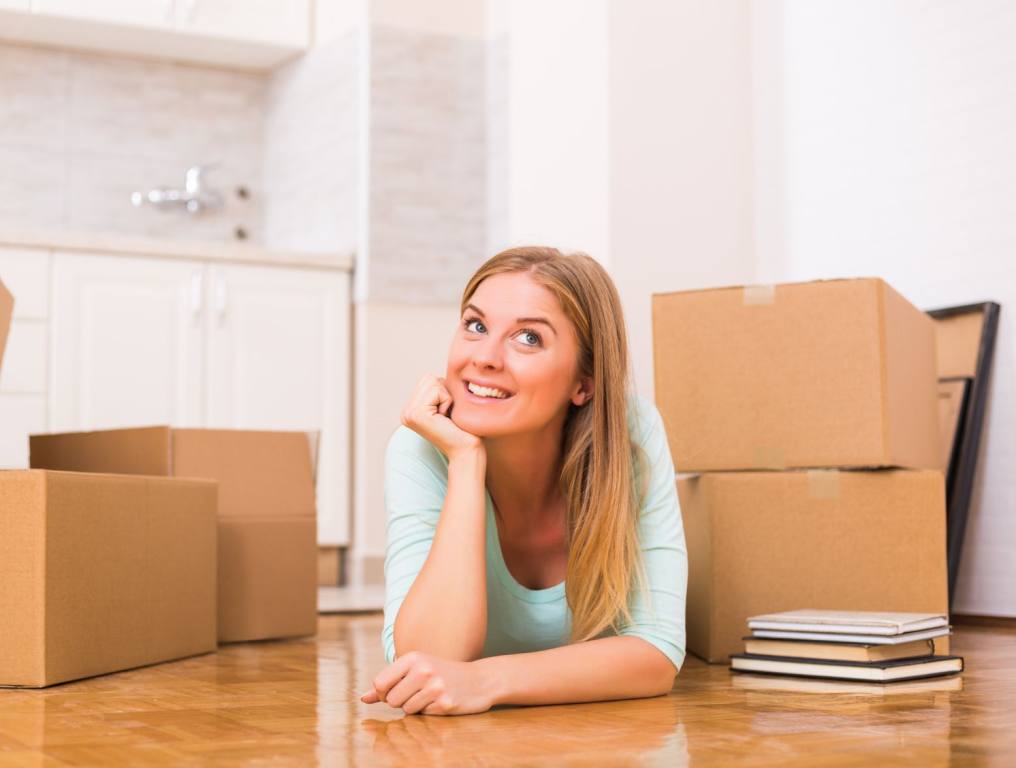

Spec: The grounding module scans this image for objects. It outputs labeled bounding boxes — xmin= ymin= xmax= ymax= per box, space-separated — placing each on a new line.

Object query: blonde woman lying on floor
xmin=361 ymin=246 xmax=687 ymax=716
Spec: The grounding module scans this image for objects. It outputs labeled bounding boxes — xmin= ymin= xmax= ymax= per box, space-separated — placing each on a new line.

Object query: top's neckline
xmin=484 ymin=490 xmax=566 ymax=603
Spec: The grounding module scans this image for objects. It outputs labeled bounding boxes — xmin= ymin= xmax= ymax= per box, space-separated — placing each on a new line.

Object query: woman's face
xmin=445 ymin=271 xmax=591 ymax=438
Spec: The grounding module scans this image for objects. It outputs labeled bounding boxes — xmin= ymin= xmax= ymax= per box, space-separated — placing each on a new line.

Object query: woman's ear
xmin=571 ymin=376 xmax=594 ymax=407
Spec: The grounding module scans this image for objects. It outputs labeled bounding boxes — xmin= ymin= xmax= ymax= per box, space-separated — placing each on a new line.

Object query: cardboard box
xmin=30 ymin=427 xmax=318 ymax=643
xmin=653 ymin=278 xmax=940 ymax=471
xmin=678 ymin=469 xmax=949 ymax=663
xmin=0 ymin=470 xmax=216 ymax=687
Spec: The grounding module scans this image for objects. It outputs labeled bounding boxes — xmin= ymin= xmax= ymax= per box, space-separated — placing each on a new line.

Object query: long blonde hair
xmin=460 ymin=246 xmax=647 ymax=643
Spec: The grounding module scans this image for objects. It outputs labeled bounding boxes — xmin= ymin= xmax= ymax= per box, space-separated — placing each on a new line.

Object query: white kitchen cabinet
xmin=0 ymin=246 xmax=50 ymax=468
xmin=49 ymin=252 xmax=205 ymax=431
xmin=0 ymin=395 xmax=46 ymax=469
xmin=177 ymin=0 xmax=308 ymax=48
xmin=35 ymin=0 xmax=173 ymax=28
xmin=0 ymin=0 xmax=308 ymax=71
xmin=45 ymin=251 xmax=351 ymax=546
xmin=204 ymin=263 xmax=350 ymax=545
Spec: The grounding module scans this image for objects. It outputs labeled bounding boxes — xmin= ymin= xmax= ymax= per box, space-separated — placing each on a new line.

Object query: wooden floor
xmin=2 ymin=615 xmax=1015 ymax=767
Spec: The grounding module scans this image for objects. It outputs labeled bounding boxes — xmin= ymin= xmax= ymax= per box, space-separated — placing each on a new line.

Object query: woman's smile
xmin=462 ymin=379 xmax=516 ymax=404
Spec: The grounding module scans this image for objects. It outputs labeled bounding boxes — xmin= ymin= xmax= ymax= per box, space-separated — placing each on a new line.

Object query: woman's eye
xmin=517 ymin=330 xmax=542 ymax=347
xmin=465 ymin=319 xmax=486 ymax=333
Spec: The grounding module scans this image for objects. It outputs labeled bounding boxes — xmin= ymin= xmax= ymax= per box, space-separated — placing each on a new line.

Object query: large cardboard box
xmin=0 ymin=470 xmax=217 ymax=687
xmin=30 ymin=427 xmax=318 ymax=643
xmin=653 ymin=278 xmax=940 ymax=472
xmin=678 ymin=469 xmax=949 ymax=663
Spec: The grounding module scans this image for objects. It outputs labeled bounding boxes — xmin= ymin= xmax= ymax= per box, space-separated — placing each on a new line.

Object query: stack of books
xmin=730 ymin=610 xmax=964 ymax=683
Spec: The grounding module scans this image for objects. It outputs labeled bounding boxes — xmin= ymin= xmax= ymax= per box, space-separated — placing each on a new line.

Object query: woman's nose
xmin=472 ymin=338 xmax=503 ymax=369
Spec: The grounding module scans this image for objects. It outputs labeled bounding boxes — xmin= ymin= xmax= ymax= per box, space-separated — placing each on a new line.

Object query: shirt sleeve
xmin=380 ymin=426 xmax=449 ymax=663
xmin=616 ymin=396 xmax=689 ymax=671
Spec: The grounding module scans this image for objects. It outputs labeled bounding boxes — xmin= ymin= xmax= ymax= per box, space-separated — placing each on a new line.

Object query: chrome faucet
xmin=131 ymin=164 xmax=225 ymax=214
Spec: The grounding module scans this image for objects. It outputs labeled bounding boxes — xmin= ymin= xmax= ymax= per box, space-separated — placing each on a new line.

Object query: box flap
xmin=0 ymin=279 xmax=13 ymax=375
xmin=30 ymin=427 xmax=173 ymax=476
xmin=172 ymin=429 xmax=316 ymax=519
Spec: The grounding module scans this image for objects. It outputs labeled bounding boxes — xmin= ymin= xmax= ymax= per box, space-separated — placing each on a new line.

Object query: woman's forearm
xmin=393 ymin=447 xmax=489 ymax=661
xmin=478 ymin=636 xmax=678 ymax=706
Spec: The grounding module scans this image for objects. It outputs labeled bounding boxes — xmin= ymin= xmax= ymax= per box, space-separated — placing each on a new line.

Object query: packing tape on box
xmin=751 ymin=445 xmax=786 ymax=470
xmin=742 ymin=284 xmax=776 ymax=306
xmin=806 ymin=469 xmax=841 ymax=499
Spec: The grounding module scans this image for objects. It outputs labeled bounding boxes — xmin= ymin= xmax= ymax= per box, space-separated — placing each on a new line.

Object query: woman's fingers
xmin=435 ymin=382 xmax=453 ymax=417
xmin=401 ymin=683 xmax=441 ymax=715
xmin=363 ymin=653 xmax=415 ymax=704
xmin=382 ymin=669 xmax=429 ymax=709
xmin=360 ymin=689 xmax=380 ymax=703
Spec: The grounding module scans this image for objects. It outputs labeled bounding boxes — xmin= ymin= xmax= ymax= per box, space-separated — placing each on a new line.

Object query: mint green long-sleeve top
xmin=381 ymin=394 xmax=688 ymax=670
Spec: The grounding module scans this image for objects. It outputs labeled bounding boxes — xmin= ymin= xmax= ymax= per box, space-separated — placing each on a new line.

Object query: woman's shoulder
xmin=625 ymin=391 xmax=665 ymax=446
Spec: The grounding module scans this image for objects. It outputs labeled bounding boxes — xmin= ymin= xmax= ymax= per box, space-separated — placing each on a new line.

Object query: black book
xmin=730 ymin=653 xmax=964 ymax=683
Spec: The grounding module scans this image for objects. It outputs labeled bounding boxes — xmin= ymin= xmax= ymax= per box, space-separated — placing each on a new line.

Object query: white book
xmin=750 ymin=626 xmax=951 ymax=645
xmin=747 ymin=610 xmax=948 ymax=636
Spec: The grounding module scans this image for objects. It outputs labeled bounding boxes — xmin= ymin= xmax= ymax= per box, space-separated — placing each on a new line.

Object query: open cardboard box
xmin=0 ymin=280 xmax=219 ymax=688
xmin=31 ymin=427 xmax=319 ymax=643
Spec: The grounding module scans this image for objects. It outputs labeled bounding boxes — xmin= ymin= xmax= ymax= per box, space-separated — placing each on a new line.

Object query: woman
xmin=361 ymin=246 xmax=687 ymax=716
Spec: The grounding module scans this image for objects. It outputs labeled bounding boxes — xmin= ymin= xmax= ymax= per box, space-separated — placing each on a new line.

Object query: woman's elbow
xmin=653 ymin=665 xmax=677 ymax=695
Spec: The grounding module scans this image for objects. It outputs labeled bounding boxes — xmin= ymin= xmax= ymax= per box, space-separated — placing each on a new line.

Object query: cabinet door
xmin=36 ymin=0 xmax=174 ymax=27
xmin=176 ymin=0 xmax=308 ymax=47
xmin=0 ymin=247 xmax=50 ymax=468
xmin=205 ymin=263 xmax=350 ymax=546
xmin=49 ymin=252 xmax=204 ymax=431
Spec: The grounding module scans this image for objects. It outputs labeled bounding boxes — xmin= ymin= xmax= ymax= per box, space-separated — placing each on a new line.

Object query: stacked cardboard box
xmin=30 ymin=427 xmax=319 ymax=643
xmin=0 ymin=280 xmax=218 ymax=687
xmin=653 ymin=278 xmax=948 ymax=663
xmin=1 ymin=276 xmax=320 ymax=688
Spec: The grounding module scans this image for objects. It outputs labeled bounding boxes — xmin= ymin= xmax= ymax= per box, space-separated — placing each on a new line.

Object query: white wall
xmin=752 ymin=0 xmax=1016 ymax=616
xmin=609 ymin=0 xmax=756 ymax=399
xmin=486 ymin=0 xmax=609 ymax=261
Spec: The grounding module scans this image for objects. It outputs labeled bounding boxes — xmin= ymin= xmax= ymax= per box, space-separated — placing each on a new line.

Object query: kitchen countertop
xmin=0 ymin=228 xmax=355 ymax=272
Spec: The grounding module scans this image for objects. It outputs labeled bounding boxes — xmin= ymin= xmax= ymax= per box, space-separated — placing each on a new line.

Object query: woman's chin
xmin=451 ymin=411 xmax=501 ymax=438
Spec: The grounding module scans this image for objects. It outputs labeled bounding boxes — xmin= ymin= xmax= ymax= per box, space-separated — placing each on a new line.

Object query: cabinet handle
xmin=190 ymin=271 xmax=203 ymax=318
xmin=214 ymin=275 xmax=228 ymax=323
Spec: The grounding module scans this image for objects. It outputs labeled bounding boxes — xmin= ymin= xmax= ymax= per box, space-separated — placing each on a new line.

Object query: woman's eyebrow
xmin=516 ymin=317 xmax=557 ymax=336
xmin=464 ymin=303 xmax=557 ymax=336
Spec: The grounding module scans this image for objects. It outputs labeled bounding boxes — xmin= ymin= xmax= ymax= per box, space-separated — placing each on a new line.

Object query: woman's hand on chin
xmin=402 ymin=374 xmax=484 ymax=460
xmin=360 ymin=651 xmax=497 ymax=716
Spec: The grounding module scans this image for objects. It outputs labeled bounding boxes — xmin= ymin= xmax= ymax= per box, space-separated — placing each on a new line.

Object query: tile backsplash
xmin=0 ymin=42 xmax=264 ymax=243
xmin=368 ymin=24 xmax=487 ymax=304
